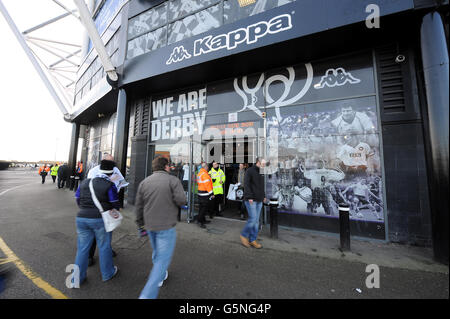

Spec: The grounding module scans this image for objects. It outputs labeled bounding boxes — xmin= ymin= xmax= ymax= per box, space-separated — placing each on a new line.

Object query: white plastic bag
xmin=89 ymin=179 xmax=123 ymax=232
xmin=101 ymin=209 xmax=123 ymax=232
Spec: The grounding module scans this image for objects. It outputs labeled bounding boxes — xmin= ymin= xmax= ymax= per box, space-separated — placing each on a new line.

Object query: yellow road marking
xmin=0 ymin=236 xmax=68 ymax=299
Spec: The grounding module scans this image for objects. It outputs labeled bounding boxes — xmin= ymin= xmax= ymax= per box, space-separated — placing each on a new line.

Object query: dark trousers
xmin=57 ymin=177 xmax=67 ymax=189
xmin=239 ymin=201 xmax=247 ymax=217
xmin=41 ymin=175 xmax=47 ymax=184
xmin=89 ymin=238 xmax=97 ymax=259
xmin=197 ymin=195 xmax=210 ymax=224
xmin=51 ymin=176 xmax=56 ymax=183
xmin=211 ymin=194 xmax=223 ymax=217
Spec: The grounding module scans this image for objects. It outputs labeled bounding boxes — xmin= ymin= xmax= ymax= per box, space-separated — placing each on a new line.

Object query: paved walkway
xmin=0 ymin=169 xmax=448 ymax=299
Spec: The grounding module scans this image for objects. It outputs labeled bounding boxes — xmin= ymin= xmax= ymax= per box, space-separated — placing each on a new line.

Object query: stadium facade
xmin=67 ymin=0 xmax=449 ymax=263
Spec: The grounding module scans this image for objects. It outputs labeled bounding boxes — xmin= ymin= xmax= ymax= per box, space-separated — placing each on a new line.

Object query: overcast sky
xmin=0 ymin=0 xmax=84 ymax=162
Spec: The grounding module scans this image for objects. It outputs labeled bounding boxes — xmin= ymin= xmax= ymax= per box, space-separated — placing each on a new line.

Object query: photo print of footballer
xmin=266 ymin=96 xmax=384 ymax=223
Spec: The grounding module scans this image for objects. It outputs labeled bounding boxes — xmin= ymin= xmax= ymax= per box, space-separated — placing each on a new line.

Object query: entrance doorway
xmin=205 ymin=137 xmax=256 ymax=220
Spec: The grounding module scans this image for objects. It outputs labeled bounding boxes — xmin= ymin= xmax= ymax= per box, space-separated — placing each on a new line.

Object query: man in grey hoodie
xmin=135 ymin=156 xmax=187 ymax=299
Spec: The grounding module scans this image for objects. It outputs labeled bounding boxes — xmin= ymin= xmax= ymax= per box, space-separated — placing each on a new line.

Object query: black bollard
xmin=339 ymin=203 xmax=351 ymax=251
xmin=74 ymin=176 xmax=80 ymax=191
xmin=69 ymin=176 xmax=75 ymax=191
xmin=268 ymin=198 xmax=279 ymax=239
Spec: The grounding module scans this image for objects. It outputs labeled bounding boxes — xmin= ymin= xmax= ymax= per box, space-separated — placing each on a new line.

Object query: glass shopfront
xmin=145 ymin=51 xmax=385 ymax=239
xmin=86 ymin=112 xmax=117 ymax=173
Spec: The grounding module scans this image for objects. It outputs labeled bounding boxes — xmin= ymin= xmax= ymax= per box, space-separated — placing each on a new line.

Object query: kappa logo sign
xmin=166 ymin=14 xmax=292 ymax=65
xmin=314 ymin=68 xmax=361 ymax=89
xmin=166 ymin=46 xmax=191 ymax=65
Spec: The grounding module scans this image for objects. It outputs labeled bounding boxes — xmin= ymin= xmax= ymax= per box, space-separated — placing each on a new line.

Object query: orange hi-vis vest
xmin=197 ymin=168 xmax=213 ymax=196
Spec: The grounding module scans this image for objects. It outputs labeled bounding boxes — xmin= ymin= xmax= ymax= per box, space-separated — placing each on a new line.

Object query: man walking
xmin=38 ymin=164 xmax=49 ymax=184
xmin=209 ymin=161 xmax=225 ymax=217
xmin=57 ymin=162 xmax=69 ymax=189
xmin=196 ymin=162 xmax=214 ymax=228
xmin=135 ymin=156 xmax=187 ymax=299
xmin=240 ymin=158 xmax=267 ymax=249
xmin=50 ymin=163 xmax=59 ymax=184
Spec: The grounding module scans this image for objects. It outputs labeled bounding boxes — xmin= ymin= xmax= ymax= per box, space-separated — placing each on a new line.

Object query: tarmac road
xmin=0 ymin=168 xmax=448 ymax=299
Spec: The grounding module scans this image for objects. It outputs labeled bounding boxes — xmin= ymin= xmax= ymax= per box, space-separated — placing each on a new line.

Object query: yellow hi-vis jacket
xmin=51 ymin=165 xmax=59 ymax=176
xmin=209 ymin=167 xmax=225 ymax=195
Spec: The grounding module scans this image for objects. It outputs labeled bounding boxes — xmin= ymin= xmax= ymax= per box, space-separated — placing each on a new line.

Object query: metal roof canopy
xmin=0 ymin=0 xmax=118 ymax=122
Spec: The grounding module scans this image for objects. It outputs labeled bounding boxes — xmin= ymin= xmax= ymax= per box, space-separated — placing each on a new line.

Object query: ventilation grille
xmin=134 ymin=98 xmax=150 ymax=136
xmin=376 ymin=45 xmax=406 ymax=114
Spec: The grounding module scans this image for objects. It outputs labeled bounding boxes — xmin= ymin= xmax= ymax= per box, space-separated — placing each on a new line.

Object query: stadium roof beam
xmin=51 ymin=0 xmax=80 ymax=20
xmin=0 ymin=0 xmax=72 ymax=120
xmin=22 ymin=10 xmax=77 ymax=35
xmin=49 ymin=49 xmax=81 ymax=68
xmin=24 ymin=36 xmax=81 ymax=48
xmin=27 ymin=39 xmax=79 ymax=67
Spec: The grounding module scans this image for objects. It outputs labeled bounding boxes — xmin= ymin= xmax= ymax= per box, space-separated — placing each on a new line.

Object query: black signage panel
xmin=122 ymin=0 xmax=413 ymax=86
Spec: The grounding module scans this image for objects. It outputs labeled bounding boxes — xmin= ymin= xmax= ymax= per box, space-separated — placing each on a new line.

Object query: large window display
xmin=144 ymin=51 xmax=385 ymax=238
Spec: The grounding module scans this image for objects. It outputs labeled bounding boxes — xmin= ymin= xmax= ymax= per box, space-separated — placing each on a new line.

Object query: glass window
xmin=128 ymin=3 xmax=167 ymax=39
xmin=266 ymin=94 xmax=384 ymax=223
xmin=127 ymin=26 xmax=167 ymax=59
xmin=168 ymin=4 xmax=221 ymax=45
xmin=224 ymin=0 xmax=295 ymax=25
xmin=168 ymin=0 xmax=220 ymax=21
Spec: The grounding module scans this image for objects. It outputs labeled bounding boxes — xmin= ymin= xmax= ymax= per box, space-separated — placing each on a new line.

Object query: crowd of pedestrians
xmin=38 ymin=154 xmax=267 ymax=299
xmin=37 ymin=161 xmax=77 ymax=189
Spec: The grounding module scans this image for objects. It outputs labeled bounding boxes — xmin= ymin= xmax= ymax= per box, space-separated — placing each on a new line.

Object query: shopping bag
xmin=89 ymin=179 xmax=123 ymax=232
xmin=101 ymin=209 xmax=123 ymax=232
xmin=227 ymin=183 xmax=237 ymax=200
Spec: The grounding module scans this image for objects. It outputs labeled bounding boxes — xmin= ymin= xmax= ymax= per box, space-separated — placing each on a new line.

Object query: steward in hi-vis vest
xmin=196 ymin=162 xmax=214 ymax=228
xmin=209 ymin=161 xmax=225 ymax=217
xmin=209 ymin=162 xmax=225 ymax=195
xmin=50 ymin=164 xmax=59 ymax=184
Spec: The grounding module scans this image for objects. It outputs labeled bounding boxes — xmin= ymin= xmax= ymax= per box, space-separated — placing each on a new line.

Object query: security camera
xmin=395 ymin=54 xmax=406 ymax=63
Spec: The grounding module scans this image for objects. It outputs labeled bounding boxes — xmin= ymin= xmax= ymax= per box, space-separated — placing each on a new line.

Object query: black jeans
xmin=212 ymin=194 xmax=223 ymax=217
xmin=57 ymin=177 xmax=66 ymax=189
xmin=197 ymin=195 xmax=210 ymax=224
xmin=41 ymin=175 xmax=47 ymax=184
xmin=51 ymin=176 xmax=56 ymax=183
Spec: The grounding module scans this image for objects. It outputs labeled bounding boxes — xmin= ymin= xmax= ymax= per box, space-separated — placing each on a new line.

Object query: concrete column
xmin=113 ymin=88 xmax=129 ymax=207
xmin=68 ymin=122 xmax=80 ymax=175
xmin=113 ymin=88 xmax=128 ymax=174
xmin=420 ymin=12 xmax=449 ymax=264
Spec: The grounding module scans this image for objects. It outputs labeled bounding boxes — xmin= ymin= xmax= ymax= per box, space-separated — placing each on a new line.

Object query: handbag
xmin=89 ymin=179 xmax=123 ymax=232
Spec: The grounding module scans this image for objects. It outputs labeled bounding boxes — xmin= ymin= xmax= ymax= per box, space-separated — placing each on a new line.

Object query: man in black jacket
xmin=240 ymin=158 xmax=267 ymax=249
xmin=57 ymin=163 xmax=69 ymax=189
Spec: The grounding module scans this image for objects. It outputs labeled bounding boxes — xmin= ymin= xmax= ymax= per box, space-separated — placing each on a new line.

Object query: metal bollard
xmin=268 ymin=198 xmax=279 ymax=239
xmin=74 ymin=176 xmax=80 ymax=191
xmin=339 ymin=203 xmax=351 ymax=251
xmin=69 ymin=176 xmax=75 ymax=190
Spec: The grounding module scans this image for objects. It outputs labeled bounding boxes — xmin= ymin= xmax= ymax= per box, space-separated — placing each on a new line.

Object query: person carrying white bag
xmin=72 ymin=160 xmax=120 ymax=287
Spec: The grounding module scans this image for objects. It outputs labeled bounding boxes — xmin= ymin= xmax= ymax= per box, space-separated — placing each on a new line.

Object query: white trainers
xmin=158 ymin=270 xmax=168 ymax=287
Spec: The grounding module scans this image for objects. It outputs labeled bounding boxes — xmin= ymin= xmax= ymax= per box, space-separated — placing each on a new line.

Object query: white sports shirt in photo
xmin=337 ymin=142 xmax=372 ymax=167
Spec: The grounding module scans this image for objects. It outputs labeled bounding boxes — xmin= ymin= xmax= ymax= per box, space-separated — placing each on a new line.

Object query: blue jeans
xmin=74 ymin=217 xmax=115 ymax=283
xmin=241 ymin=201 xmax=263 ymax=243
xmin=139 ymin=227 xmax=177 ymax=299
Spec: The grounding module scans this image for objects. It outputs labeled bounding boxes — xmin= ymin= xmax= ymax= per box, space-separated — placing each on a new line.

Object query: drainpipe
xmin=420 ymin=11 xmax=449 ymax=264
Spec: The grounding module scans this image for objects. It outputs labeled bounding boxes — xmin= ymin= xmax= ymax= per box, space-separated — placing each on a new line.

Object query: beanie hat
xmin=99 ymin=160 xmax=115 ymax=174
